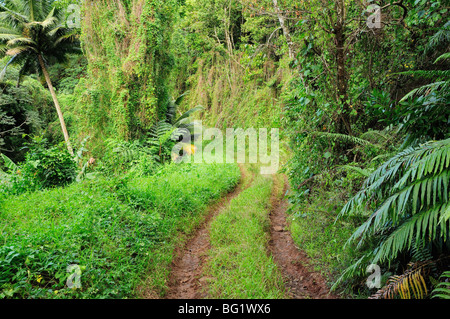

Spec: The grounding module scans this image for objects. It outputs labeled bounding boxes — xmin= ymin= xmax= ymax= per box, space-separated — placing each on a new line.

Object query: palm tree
xmin=0 ymin=0 xmax=81 ymax=155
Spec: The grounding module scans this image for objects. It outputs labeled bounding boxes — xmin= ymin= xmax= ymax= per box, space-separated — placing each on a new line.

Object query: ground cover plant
xmin=0 ymin=162 xmax=240 ymax=298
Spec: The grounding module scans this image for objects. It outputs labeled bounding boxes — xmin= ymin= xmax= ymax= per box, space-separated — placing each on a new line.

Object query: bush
xmin=8 ymin=137 xmax=77 ymax=193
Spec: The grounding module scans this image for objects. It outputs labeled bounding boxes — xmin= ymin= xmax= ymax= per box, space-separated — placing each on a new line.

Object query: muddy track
xmin=164 ymin=165 xmax=250 ymax=299
xmin=163 ymin=167 xmax=338 ymax=299
xmin=268 ymin=175 xmax=339 ymax=299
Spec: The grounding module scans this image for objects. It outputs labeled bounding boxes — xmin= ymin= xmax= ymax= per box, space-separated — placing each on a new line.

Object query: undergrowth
xmin=0 ymin=162 xmax=240 ymax=299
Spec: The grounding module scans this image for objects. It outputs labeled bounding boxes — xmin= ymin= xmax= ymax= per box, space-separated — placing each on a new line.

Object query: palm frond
xmin=0 ymin=25 xmax=21 ymax=36
xmin=0 ymin=4 xmax=28 ymax=23
xmin=0 ymin=32 xmax=21 ymax=41
xmin=6 ymin=36 xmax=34 ymax=46
xmin=5 ymin=45 xmax=34 ymax=56
xmin=337 ymin=138 xmax=450 ymax=283
xmin=25 ymin=16 xmax=57 ymax=29
xmin=53 ymin=30 xmax=79 ymax=45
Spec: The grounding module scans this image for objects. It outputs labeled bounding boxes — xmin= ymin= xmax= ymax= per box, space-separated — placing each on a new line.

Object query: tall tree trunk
xmin=38 ymin=54 xmax=74 ymax=156
xmin=272 ymin=0 xmax=295 ymax=59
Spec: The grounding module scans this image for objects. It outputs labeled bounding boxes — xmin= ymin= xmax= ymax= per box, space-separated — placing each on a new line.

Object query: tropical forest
xmin=0 ymin=0 xmax=449 ymax=303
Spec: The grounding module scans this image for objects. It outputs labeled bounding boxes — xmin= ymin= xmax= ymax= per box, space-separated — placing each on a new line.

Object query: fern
xmin=312 ymin=131 xmax=376 ymax=147
xmin=411 ymin=240 xmax=434 ymax=263
xmin=396 ymin=70 xmax=450 ymax=81
xmin=338 ymin=164 xmax=374 ymax=177
xmin=0 ymin=153 xmax=17 ymax=172
xmin=146 ymin=96 xmax=204 ymax=163
xmin=359 ymin=130 xmax=390 ymax=144
xmin=400 ymin=80 xmax=449 ymax=102
xmin=105 ymin=139 xmax=147 ymax=164
xmin=395 ymin=21 xmax=449 ymax=145
xmin=147 ymin=121 xmax=174 ymax=144
xmin=432 ymin=271 xmax=450 ymax=299
xmin=434 ymin=52 xmax=450 ymax=64
xmin=425 ymin=20 xmax=449 ymax=54
xmin=334 ymin=139 xmax=450 ymax=291
xmin=369 ymin=262 xmax=429 ymax=299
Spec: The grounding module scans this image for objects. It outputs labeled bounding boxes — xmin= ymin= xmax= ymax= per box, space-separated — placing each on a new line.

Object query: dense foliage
xmin=0 ymin=0 xmax=448 ymax=300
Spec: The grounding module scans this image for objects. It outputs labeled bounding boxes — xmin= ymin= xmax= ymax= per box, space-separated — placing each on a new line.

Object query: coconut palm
xmin=0 ymin=0 xmax=81 ymax=155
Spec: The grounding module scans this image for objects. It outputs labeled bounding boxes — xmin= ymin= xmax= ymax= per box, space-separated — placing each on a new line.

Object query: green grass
xmin=205 ymin=173 xmax=287 ymax=299
xmin=286 ymin=186 xmax=363 ymax=295
xmin=0 ymin=162 xmax=240 ymax=299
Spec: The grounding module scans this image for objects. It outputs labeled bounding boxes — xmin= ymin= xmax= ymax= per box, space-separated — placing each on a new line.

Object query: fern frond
xmin=372 ymin=202 xmax=449 ymax=265
xmin=338 ymin=164 xmax=374 ymax=177
xmin=432 ymin=271 xmax=450 ymax=299
xmin=396 ymin=70 xmax=450 ymax=80
xmin=439 ymin=202 xmax=450 ymax=224
xmin=425 ymin=20 xmax=450 ymax=53
xmin=148 ymin=121 xmax=174 ymax=140
xmin=0 ymin=153 xmax=17 ymax=172
xmin=435 ymin=52 xmax=450 ymax=64
xmin=338 ymin=138 xmax=450 ymax=286
xmin=370 ymin=153 xmax=395 ymax=164
xmin=359 ymin=130 xmax=390 ymax=144
xmin=311 ymin=131 xmax=377 ymax=147
xmin=411 ymin=240 xmax=433 ymax=262
xmin=369 ymin=262 xmax=429 ymax=299
xmin=331 ymin=254 xmax=372 ymax=292
xmin=400 ymin=80 xmax=448 ymax=102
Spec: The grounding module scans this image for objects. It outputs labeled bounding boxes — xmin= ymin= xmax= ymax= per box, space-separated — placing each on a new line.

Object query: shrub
xmin=8 ymin=137 xmax=77 ymax=193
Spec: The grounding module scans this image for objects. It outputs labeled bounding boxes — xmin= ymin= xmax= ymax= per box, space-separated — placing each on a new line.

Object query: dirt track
xmin=268 ymin=175 xmax=338 ymax=299
xmin=163 ymin=168 xmax=338 ymax=299
xmin=164 ymin=165 xmax=248 ymax=299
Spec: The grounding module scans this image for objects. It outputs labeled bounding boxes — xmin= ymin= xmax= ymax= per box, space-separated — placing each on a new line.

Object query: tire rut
xmin=268 ymin=174 xmax=339 ymax=299
xmin=164 ymin=164 xmax=249 ymax=299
